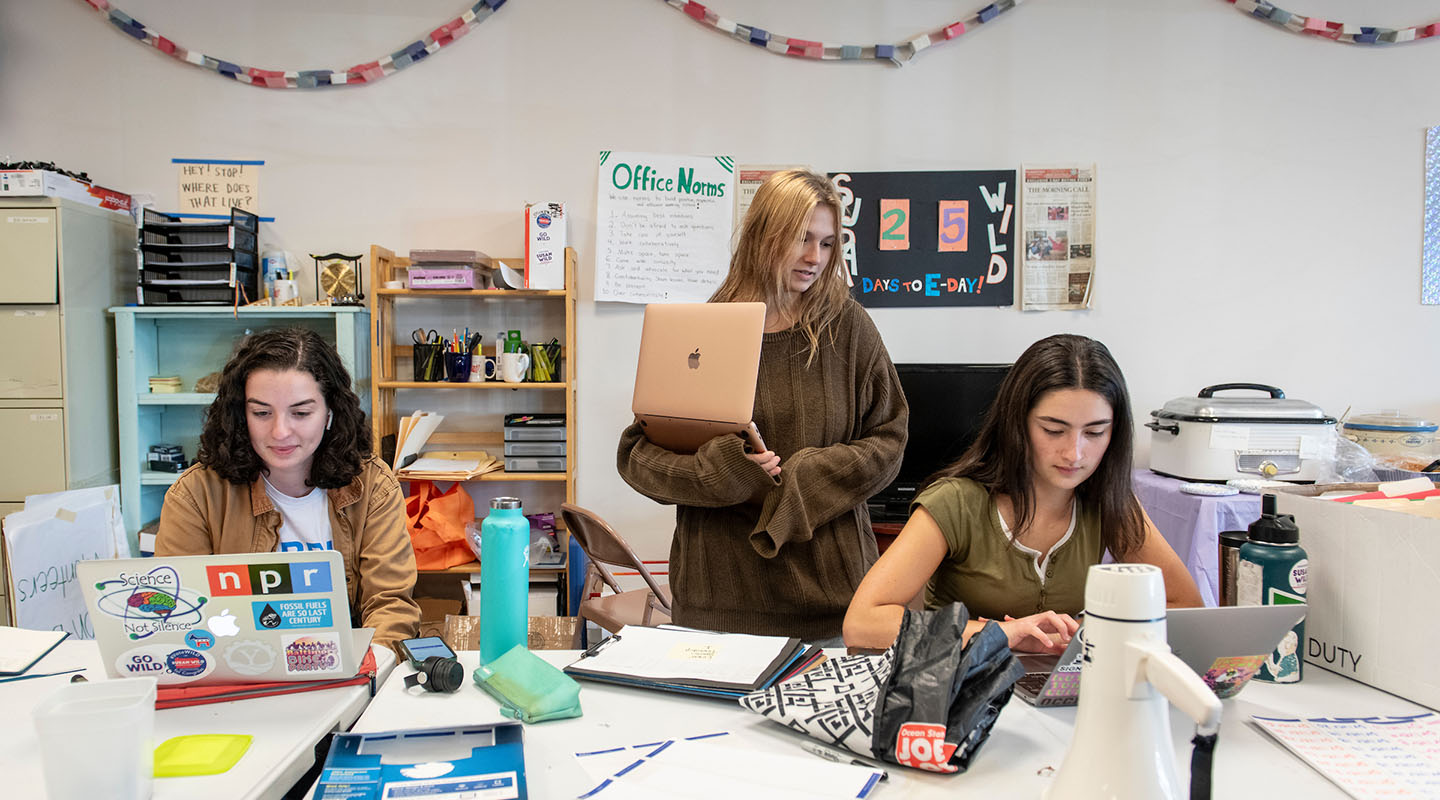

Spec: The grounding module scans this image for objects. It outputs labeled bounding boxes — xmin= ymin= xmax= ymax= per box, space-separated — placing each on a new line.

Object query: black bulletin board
xmin=831 ymin=170 xmax=1016 ymax=308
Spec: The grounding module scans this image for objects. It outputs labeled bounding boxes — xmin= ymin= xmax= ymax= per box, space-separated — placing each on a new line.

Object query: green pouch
xmin=472 ymin=645 xmax=583 ymax=723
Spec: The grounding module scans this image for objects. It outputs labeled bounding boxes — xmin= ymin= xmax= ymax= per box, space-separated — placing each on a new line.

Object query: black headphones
xmin=402 ymin=655 xmax=464 ymax=693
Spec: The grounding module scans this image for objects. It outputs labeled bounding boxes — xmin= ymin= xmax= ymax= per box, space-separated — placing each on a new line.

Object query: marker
xmin=798 ymin=740 xmax=888 ymax=781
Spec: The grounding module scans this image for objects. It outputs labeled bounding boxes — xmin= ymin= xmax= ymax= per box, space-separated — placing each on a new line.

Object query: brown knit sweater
xmin=617 ymin=299 xmax=908 ymax=640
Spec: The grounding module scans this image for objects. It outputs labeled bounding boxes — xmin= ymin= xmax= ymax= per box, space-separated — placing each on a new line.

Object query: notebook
xmin=1014 ymin=603 xmax=1309 ymax=706
xmin=78 ymin=551 xmax=370 ymax=686
xmin=631 ymin=301 xmax=766 ymax=454
xmin=563 ymin=625 xmax=806 ymax=699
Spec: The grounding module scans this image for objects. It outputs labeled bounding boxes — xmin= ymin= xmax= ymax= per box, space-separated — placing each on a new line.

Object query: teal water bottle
xmin=1238 ymin=494 xmax=1308 ymax=683
xmin=480 ymin=497 xmax=529 ymax=663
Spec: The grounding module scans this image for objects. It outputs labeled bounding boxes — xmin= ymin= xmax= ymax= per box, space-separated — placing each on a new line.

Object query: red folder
xmin=154 ymin=648 xmax=378 ymax=709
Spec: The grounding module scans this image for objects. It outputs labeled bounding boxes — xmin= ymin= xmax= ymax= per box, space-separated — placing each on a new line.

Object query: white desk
xmin=1 ymin=640 xmax=394 ymax=800
xmin=350 ymin=651 xmax=1431 ymax=798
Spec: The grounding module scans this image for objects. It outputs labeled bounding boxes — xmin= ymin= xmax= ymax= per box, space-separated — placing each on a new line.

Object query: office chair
xmin=559 ymin=503 xmax=672 ymax=637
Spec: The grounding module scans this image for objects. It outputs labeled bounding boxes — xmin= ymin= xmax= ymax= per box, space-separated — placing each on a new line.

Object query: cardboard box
xmin=0 ymin=169 xmax=131 ymax=213
xmin=1275 ymin=493 xmax=1440 ymax=709
xmin=523 ymin=202 xmax=566 ymax=289
xmin=442 ymin=614 xmax=581 ymax=651
xmin=316 ymin=723 xmax=526 ymax=800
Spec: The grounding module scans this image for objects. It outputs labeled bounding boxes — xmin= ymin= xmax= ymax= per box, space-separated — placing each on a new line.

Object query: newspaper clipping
xmin=1021 ymin=165 xmax=1095 ymax=311
xmin=734 ymin=165 xmax=810 ymax=234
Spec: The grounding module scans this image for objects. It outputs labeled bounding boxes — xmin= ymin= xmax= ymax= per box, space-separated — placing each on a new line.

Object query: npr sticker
xmin=894 ymin=722 xmax=959 ymax=773
xmin=282 ymin=632 xmax=344 ymax=675
xmin=207 ymin=561 xmax=334 ymax=596
xmin=116 ymin=643 xmax=216 ymax=685
xmin=252 ymin=598 xmax=333 ymax=630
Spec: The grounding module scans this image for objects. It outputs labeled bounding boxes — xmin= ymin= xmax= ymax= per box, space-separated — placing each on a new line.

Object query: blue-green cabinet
xmin=111 ymin=306 xmax=370 ymax=542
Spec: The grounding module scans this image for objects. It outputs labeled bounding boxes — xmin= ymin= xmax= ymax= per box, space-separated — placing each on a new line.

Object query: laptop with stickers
xmin=1013 ymin=631 xmax=1085 ymax=707
xmin=1012 ymin=603 xmax=1309 ymax=707
xmin=78 ymin=551 xmax=371 ymax=686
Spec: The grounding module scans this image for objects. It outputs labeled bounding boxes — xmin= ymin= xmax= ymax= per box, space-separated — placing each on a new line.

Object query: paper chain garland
xmin=1227 ymin=0 xmax=1440 ymax=44
xmin=662 ymin=0 xmax=1022 ymax=66
xmin=78 ymin=0 xmax=507 ymax=88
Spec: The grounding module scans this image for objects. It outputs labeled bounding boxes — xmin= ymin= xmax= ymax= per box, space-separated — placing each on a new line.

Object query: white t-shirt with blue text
xmin=262 ymin=476 xmax=334 ymax=552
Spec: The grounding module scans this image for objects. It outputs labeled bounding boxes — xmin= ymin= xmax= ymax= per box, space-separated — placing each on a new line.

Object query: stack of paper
xmin=392 ymin=410 xmax=504 ymax=481
xmin=148 ymin=375 xmax=182 ymax=393
xmin=0 ymin=628 xmax=69 ymax=676
xmin=1253 ymin=713 xmax=1440 ymax=797
xmin=573 ymin=731 xmax=885 ymax=800
xmin=563 ymin=626 xmax=810 ymax=699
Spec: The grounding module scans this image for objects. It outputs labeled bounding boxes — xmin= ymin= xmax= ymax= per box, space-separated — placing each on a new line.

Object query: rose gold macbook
xmin=631 ymin=302 xmax=766 ymax=454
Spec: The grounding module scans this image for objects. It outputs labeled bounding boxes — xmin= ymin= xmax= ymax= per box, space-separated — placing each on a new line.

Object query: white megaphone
xmin=1046 ymin=564 xmax=1223 ymax=800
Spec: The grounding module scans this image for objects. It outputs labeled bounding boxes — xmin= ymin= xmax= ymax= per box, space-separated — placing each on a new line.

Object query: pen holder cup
xmin=444 ymin=353 xmax=473 ymax=383
xmin=412 ymin=343 xmax=445 ymax=382
xmin=529 ymin=342 xmax=561 ymax=383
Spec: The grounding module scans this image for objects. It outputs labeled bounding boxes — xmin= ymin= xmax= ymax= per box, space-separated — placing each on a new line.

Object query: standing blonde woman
xmin=618 ymin=169 xmax=908 ymax=643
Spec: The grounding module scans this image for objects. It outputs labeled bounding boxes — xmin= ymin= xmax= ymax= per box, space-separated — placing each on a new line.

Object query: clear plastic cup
xmin=33 ymin=677 xmax=158 ymax=799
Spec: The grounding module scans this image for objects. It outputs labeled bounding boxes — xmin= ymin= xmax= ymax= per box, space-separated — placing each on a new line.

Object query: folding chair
xmin=559 ymin=503 xmax=672 ymax=640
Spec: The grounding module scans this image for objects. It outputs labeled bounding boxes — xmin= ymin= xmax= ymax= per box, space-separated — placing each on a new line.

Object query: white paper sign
xmin=177 ymin=160 xmax=260 ymax=214
xmin=4 ymin=498 xmax=120 ymax=637
xmin=595 ymin=151 xmax=736 ymax=304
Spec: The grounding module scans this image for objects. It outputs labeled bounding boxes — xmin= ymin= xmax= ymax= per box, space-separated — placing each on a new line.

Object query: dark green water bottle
xmin=1238 ymin=494 xmax=1307 ymax=683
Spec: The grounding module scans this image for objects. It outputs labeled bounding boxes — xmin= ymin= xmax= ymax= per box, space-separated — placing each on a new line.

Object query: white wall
xmin=4 ymin=0 xmax=1437 ymax=561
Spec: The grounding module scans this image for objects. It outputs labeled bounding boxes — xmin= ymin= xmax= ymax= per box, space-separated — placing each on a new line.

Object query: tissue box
xmin=523 ymin=202 xmax=566 ymax=290
xmin=1275 ymin=493 xmax=1440 ymax=709
xmin=407 ymin=267 xmax=477 ymax=289
xmin=315 ymin=723 xmax=526 ymax=800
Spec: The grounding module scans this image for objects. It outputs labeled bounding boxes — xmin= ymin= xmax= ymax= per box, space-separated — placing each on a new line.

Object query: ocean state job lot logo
xmin=91 ymin=566 xmax=209 ymax=640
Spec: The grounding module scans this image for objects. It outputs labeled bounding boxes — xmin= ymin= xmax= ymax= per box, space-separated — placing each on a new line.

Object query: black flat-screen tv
xmin=868 ymin=363 xmax=1012 ymax=523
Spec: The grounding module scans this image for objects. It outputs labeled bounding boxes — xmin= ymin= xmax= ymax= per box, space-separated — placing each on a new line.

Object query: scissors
xmin=411 ymin=328 xmax=440 ymax=346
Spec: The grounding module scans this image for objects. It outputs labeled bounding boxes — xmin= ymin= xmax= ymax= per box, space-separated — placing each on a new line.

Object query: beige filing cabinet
xmin=0 ymin=198 xmax=130 ymax=623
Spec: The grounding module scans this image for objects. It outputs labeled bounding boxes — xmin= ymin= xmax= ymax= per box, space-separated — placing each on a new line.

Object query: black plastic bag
xmin=870 ymin=602 xmax=1024 ymax=773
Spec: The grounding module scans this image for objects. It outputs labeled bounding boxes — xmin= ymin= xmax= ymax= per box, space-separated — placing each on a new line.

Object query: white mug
xmin=497 ymin=351 xmax=530 ymax=383
xmin=469 ymin=355 xmax=497 ymax=382
xmin=272 ymin=279 xmax=299 ymax=304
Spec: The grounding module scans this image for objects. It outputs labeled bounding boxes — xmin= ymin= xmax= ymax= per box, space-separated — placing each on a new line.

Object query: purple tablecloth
xmin=1132 ymin=469 xmax=1262 ymax=607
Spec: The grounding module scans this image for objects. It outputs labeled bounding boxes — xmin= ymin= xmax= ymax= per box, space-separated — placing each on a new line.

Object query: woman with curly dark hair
xmin=156 ymin=328 xmax=420 ymax=651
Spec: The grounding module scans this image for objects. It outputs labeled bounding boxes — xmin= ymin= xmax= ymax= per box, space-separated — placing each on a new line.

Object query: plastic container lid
xmin=1247 ymin=494 xmax=1300 ymax=544
xmin=153 ymin=734 xmax=252 ymax=777
xmin=1219 ymin=530 xmax=1250 ymax=548
xmin=1341 ymin=411 xmax=1438 ymax=433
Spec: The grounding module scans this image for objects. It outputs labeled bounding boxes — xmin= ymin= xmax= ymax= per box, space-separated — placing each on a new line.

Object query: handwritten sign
xmin=4 ymin=499 xmax=118 ymax=637
xmin=833 ymin=169 xmax=1016 ymax=308
xmin=595 ymin=151 xmax=735 ymax=304
xmin=175 ymin=158 xmax=262 ymax=214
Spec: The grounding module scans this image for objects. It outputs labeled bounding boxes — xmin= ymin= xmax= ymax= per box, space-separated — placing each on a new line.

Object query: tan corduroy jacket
xmin=155 ymin=455 xmax=421 ymax=652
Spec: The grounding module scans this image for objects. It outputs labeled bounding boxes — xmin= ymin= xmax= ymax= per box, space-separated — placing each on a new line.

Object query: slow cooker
xmin=1147 ymin=383 xmax=1337 ymax=482
xmin=1340 ymin=411 xmax=1438 ymax=456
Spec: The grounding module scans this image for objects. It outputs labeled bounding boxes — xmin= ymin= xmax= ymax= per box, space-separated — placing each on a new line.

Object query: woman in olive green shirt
xmin=843 ymin=334 xmax=1201 ymax=653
